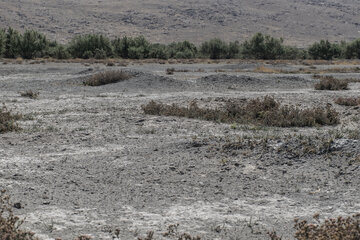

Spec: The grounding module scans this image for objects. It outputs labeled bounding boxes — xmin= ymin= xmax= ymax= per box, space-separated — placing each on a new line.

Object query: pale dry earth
xmin=0 ymin=60 xmax=360 ymax=239
xmin=0 ymin=0 xmax=360 ymax=46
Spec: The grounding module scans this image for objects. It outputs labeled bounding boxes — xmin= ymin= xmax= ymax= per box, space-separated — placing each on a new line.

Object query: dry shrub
xmin=0 ymin=190 xmax=37 ymax=240
xmin=269 ymin=213 xmax=360 ymax=240
xmin=20 ymin=90 xmax=39 ymax=99
xmin=294 ymin=214 xmax=360 ymax=240
xmin=0 ymin=105 xmax=22 ymax=133
xmin=254 ymin=66 xmax=281 ymax=73
xmin=314 ymin=76 xmax=348 ymax=90
xmin=83 ymin=70 xmax=130 ymax=86
xmin=75 ymin=236 xmax=92 ymax=240
xmin=142 ymin=96 xmax=339 ymax=127
xmin=335 ymin=97 xmax=360 ymax=106
xmin=166 ymin=68 xmax=175 ymax=75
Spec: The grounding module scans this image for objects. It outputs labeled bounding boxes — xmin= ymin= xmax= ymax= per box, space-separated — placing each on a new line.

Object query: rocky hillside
xmin=0 ymin=0 xmax=359 ymax=46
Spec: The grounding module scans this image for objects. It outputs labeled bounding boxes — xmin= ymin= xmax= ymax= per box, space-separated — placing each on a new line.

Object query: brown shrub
xmin=20 ymin=90 xmax=39 ymax=99
xmin=335 ymin=97 xmax=360 ymax=106
xmin=314 ymin=76 xmax=348 ymax=90
xmin=269 ymin=213 xmax=360 ymax=240
xmin=0 ymin=190 xmax=37 ymax=240
xmin=0 ymin=105 xmax=22 ymax=133
xmin=166 ymin=68 xmax=175 ymax=75
xmin=294 ymin=214 xmax=360 ymax=240
xmin=142 ymin=96 xmax=339 ymax=127
xmin=83 ymin=71 xmax=130 ymax=86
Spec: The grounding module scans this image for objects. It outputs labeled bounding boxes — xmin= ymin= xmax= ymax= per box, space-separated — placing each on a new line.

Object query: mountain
xmin=0 ymin=0 xmax=359 ymax=46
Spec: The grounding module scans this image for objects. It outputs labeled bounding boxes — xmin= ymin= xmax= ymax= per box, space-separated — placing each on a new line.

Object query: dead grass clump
xmin=294 ymin=214 xmax=360 ymax=240
xmin=83 ymin=70 xmax=131 ymax=86
xmin=166 ymin=68 xmax=175 ymax=75
xmin=314 ymin=76 xmax=348 ymax=90
xmin=0 ymin=105 xmax=22 ymax=133
xmin=254 ymin=65 xmax=282 ymax=73
xmin=0 ymin=190 xmax=37 ymax=240
xmin=335 ymin=97 xmax=360 ymax=106
xmin=269 ymin=213 xmax=360 ymax=240
xmin=20 ymin=90 xmax=39 ymax=99
xmin=142 ymin=96 xmax=339 ymax=127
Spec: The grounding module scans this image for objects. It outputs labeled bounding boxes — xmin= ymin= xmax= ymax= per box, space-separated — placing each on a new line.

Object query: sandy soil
xmin=0 ymin=60 xmax=359 ymax=240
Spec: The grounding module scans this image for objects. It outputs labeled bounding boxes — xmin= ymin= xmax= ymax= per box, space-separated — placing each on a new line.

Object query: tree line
xmin=0 ymin=28 xmax=359 ymax=60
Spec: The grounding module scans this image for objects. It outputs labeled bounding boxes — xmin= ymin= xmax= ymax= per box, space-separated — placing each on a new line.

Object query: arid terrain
xmin=0 ymin=0 xmax=359 ymax=46
xmin=0 ymin=59 xmax=359 ymax=239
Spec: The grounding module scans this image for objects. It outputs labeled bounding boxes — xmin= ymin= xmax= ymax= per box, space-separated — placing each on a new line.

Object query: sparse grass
xmin=314 ymin=76 xmax=348 ymax=90
xmin=83 ymin=70 xmax=131 ymax=86
xmin=0 ymin=105 xmax=22 ymax=133
xmin=20 ymin=90 xmax=39 ymax=99
xmin=335 ymin=97 xmax=360 ymax=106
xmin=269 ymin=213 xmax=360 ymax=240
xmin=0 ymin=190 xmax=37 ymax=240
xmin=254 ymin=66 xmax=282 ymax=73
xmin=142 ymin=96 xmax=339 ymax=127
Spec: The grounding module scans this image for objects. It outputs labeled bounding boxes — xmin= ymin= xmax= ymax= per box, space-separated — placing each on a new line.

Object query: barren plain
xmin=0 ymin=60 xmax=360 ymax=239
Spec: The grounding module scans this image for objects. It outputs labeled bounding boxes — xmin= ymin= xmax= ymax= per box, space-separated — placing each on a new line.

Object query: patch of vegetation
xmin=0 ymin=105 xmax=22 ymax=133
xmin=200 ymin=39 xmax=239 ymax=59
xmin=166 ymin=68 xmax=175 ymax=75
xmin=68 ymin=34 xmax=113 ymax=59
xmin=335 ymin=97 xmax=360 ymax=106
xmin=0 ymin=190 xmax=37 ymax=240
xmin=1 ymin=28 xmax=360 ymax=60
xmin=142 ymin=96 xmax=339 ymax=127
xmin=308 ymin=40 xmax=343 ymax=60
xmin=269 ymin=213 xmax=360 ymax=240
xmin=20 ymin=90 xmax=39 ymax=99
xmin=314 ymin=76 xmax=348 ymax=90
xmin=83 ymin=70 xmax=131 ymax=86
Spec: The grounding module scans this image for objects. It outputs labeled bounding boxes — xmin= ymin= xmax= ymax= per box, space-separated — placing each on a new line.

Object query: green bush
xmin=68 ymin=34 xmax=113 ymax=58
xmin=167 ymin=41 xmax=197 ymax=59
xmin=113 ymin=36 xmax=150 ymax=59
xmin=242 ymin=33 xmax=286 ymax=59
xmin=112 ymin=36 xmax=130 ymax=58
xmin=149 ymin=43 xmax=169 ymax=59
xmin=4 ymin=28 xmax=21 ymax=58
xmin=0 ymin=29 xmax=5 ymax=56
xmin=48 ymin=45 xmax=70 ymax=59
xmin=345 ymin=39 xmax=360 ymax=59
xmin=308 ymin=40 xmax=342 ymax=60
xmin=200 ymin=39 xmax=229 ymax=59
xmin=19 ymin=29 xmax=49 ymax=59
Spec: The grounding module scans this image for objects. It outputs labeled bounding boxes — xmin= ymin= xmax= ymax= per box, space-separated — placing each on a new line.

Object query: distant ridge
xmin=0 ymin=0 xmax=359 ymax=46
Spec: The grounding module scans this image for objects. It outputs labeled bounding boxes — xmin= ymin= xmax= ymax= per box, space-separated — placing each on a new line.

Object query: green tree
xmin=167 ymin=41 xmax=197 ymax=59
xmin=4 ymin=27 xmax=21 ymax=58
xmin=149 ymin=43 xmax=169 ymax=59
xmin=19 ymin=29 xmax=49 ymax=59
xmin=200 ymin=39 xmax=229 ymax=59
xmin=112 ymin=36 xmax=130 ymax=58
xmin=345 ymin=39 xmax=360 ymax=59
xmin=68 ymin=34 xmax=113 ymax=58
xmin=308 ymin=40 xmax=341 ymax=60
xmin=0 ymin=29 xmax=5 ymax=56
xmin=242 ymin=33 xmax=285 ymax=59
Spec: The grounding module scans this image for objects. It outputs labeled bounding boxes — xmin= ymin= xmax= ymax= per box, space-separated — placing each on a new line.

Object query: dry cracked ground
xmin=0 ymin=60 xmax=360 ymax=239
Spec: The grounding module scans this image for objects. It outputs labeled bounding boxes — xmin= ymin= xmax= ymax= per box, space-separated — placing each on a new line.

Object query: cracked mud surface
xmin=0 ymin=61 xmax=359 ymax=239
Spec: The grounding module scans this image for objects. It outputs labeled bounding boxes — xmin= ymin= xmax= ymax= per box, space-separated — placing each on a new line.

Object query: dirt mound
xmin=115 ymin=72 xmax=192 ymax=92
xmin=196 ymin=74 xmax=313 ymax=91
